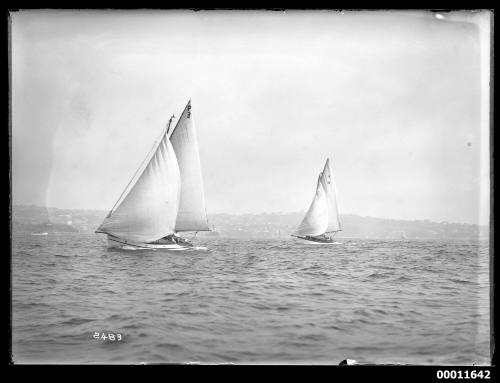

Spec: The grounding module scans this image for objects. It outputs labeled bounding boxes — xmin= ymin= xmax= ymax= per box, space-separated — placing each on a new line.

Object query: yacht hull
xmin=292 ymin=235 xmax=337 ymax=244
xmin=106 ymin=235 xmax=203 ymax=251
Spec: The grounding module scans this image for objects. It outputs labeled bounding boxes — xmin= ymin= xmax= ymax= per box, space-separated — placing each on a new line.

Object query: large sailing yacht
xmin=95 ymin=100 xmax=210 ymax=250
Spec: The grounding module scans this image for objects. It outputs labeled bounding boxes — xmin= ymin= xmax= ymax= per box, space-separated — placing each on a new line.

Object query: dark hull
xmin=293 ymin=235 xmax=335 ymax=243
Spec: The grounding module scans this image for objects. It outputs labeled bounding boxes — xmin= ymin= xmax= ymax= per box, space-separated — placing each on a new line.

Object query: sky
xmin=10 ymin=10 xmax=491 ymax=225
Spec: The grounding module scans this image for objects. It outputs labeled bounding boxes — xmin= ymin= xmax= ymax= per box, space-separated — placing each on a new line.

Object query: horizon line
xmin=11 ymin=203 xmax=489 ymax=227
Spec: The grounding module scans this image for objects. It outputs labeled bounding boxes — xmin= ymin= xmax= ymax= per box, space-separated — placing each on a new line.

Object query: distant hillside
xmin=11 ymin=204 xmax=488 ymax=240
xmin=203 ymin=212 xmax=488 ymax=240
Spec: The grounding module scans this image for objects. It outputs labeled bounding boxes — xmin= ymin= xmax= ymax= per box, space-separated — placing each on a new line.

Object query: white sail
xmin=295 ymin=175 xmax=329 ymax=236
xmin=97 ymin=126 xmax=181 ymax=243
xmin=168 ymin=100 xmax=210 ymax=232
xmin=319 ymin=158 xmax=341 ymax=232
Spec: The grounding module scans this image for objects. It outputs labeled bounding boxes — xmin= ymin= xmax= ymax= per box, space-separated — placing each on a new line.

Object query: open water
xmin=11 ymin=233 xmax=490 ymax=364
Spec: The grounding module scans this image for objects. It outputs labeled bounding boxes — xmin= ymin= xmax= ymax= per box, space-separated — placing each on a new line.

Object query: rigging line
xmin=105 ymin=115 xmax=175 ymax=218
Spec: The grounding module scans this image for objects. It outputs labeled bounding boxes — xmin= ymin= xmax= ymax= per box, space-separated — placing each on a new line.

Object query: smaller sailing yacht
xmin=292 ymin=158 xmax=341 ymax=244
xmin=95 ymin=100 xmax=211 ymax=250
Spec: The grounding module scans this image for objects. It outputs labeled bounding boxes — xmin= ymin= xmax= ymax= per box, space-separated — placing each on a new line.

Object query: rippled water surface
xmin=12 ymin=233 xmax=490 ymax=364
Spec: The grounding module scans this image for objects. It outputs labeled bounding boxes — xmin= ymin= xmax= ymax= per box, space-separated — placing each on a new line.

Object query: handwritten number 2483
xmin=93 ymin=332 xmax=122 ymax=341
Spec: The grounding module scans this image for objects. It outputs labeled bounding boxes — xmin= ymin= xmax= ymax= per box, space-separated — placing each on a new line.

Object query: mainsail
xmin=168 ymin=100 xmax=210 ymax=232
xmin=97 ymin=119 xmax=181 ymax=243
xmin=319 ymin=158 xmax=341 ymax=232
xmin=295 ymin=175 xmax=329 ymax=236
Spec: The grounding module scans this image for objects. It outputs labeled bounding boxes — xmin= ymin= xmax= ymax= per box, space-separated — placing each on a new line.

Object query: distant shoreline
xmin=10 ymin=204 xmax=489 ymax=227
xmin=12 ymin=204 xmax=489 ymax=241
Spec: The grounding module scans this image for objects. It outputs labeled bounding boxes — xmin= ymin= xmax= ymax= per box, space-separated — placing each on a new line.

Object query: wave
xmin=11 ymin=236 xmax=489 ymax=365
xmin=156 ymin=342 xmax=184 ymax=351
xmin=448 ymin=278 xmax=476 ymax=285
xmin=59 ymin=318 xmax=96 ymax=325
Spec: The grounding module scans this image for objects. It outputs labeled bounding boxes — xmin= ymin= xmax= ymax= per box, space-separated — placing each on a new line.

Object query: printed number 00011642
xmin=436 ymin=370 xmax=491 ymax=379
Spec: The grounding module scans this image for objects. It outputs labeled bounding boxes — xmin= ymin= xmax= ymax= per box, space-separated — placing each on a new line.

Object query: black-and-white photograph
xmin=10 ymin=9 xmax=492 ymax=366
